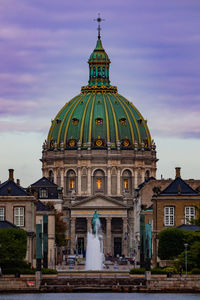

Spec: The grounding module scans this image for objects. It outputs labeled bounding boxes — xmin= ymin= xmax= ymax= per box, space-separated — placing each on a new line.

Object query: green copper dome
xmin=46 ymin=36 xmax=152 ymax=151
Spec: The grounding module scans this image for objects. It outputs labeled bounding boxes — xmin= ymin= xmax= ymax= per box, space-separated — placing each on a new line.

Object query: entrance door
xmin=77 ymin=237 xmax=84 ymax=255
xmin=114 ymin=237 xmax=122 ymax=257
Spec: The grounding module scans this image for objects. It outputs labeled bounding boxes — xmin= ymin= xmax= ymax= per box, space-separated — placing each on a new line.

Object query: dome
xmin=46 ymin=36 xmax=152 ymax=151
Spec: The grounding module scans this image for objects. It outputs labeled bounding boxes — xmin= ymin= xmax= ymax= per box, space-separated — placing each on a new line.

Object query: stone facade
xmin=151 ymin=168 xmax=200 ymax=266
xmin=41 ymin=147 xmax=157 ymax=257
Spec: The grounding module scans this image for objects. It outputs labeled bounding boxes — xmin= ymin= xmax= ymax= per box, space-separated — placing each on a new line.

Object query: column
xmin=70 ymin=218 xmax=76 ymax=254
xmin=107 ymin=168 xmax=111 ymax=195
xmin=87 ymin=217 xmax=92 ymax=233
xmin=60 ymin=168 xmax=64 ymax=190
xmin=134 ymin=170 xmax=138 ymax=189
xmin=122 ymin=217 xmax=128 ymax=256
xmin=141 ymin=169 xmax=145 ymax=183
xmin=117 ymin=168 xmax=121 ymax=195
xmin=106 ymin=217 xmax=112 ymax=255
xmin=77 ymin=167 xmax=81 ymax=195
xmin=53 ymin=168 xmax=57 ymax=185
xmin=87 ymin=168 xmax=91 ymax=194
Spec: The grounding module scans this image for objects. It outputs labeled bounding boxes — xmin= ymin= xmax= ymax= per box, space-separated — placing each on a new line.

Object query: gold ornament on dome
xmin=122 ymin=139 xmax=130 ymax=147
xmin=96 ymin=139 xmax=103 ymax=147
xmin=68 ymin=139 xmax=76 ymax=147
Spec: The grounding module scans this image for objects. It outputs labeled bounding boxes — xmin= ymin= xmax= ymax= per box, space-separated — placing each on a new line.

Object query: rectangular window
xmin=14 ymin=207 xmax=24 ymax=227
xmin=185 ymin=206 xmax=195 ymax=224
xmin=0 ymin=207 xmax=5 ymax=221
xmin=69 ymin=179 xmax=75 ymax=190
xmin=96 ymin=178 xmax=102 ymax=190
xmin=124 ymin=179 xmax=129 ymax=190
xmin=164 ymin=206 xmax=174 ymax=226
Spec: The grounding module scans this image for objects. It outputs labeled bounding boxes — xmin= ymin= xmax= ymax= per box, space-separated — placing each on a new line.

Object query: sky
xmin=0 ymin=0 xmax=200 ymax=186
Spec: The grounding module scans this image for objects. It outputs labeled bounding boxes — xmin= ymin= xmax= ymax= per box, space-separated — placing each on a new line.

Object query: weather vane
xmin=94 ymin=13 xmax=105 ymax=39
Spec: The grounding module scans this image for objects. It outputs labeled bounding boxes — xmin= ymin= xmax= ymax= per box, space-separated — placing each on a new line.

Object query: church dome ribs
xmin=46 ymin=31 xmax=152 ymax=152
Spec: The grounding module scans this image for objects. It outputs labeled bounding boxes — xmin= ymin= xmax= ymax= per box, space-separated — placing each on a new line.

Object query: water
xmin=85 ymin=232 xmax=103 ymax=270
xmin=85 ymin=215 xmax=103 ymax=270
xmin=0 ymin=293 xmax=199 ymax=300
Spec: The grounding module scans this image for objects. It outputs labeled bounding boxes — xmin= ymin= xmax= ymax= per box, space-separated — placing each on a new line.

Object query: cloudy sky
xmin=0 ymin=0 xmax=200 ymax=186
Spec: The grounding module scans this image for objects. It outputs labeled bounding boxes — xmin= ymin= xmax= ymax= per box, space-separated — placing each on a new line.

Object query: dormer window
xmin=72 ymin=118 xmax=79 ymax=125
xmin=39 ymin=188 xmax=48 ymax=198
xmin=96 ymin=117 xmax=103 ymax=125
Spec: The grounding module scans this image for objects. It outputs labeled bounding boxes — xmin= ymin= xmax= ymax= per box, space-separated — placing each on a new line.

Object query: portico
xmin=69 ymin=195 xmax=128 ymax=256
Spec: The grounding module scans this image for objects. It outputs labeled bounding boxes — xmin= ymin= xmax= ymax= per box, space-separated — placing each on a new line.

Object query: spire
xmin=87 ymin=14 xmax=110 ymax=87
xmin=94 ymin=13 xmax=105 ymax=40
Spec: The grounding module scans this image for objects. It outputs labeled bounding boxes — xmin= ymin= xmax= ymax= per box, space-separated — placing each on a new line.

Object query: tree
xmin=158 ymin=228 xmax=185 ymax=260
xmin=176 ymin=241 xmax=200 ymax=271
xmin=0 ymin=228 xmax=27 ymax=263
xmin=55 ymin=211 xmax=67 ymax=247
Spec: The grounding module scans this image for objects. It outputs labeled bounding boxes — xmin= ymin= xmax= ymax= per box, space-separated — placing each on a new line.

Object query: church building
xmin=41 ymin=19 xmax=157 ymax=257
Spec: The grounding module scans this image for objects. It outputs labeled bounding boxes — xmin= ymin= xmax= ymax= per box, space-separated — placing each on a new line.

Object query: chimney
xmin=8 ymin=169 xmax=14 ymax=181
xmin=175 ymin=167 xmax=181 ymax=178
xmin=16 ymin=179 xmax=20 ymax=186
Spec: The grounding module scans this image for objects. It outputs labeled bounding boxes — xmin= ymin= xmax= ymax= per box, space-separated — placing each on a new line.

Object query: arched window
xmin=97 ymin=66 xmax=101 ymax=77
xmin=145 ymin=170 xmax=150 ymax=181
xmin=122 ymin=170 xmax=132 ymax=194
xmin=66 ymin=170 xmax=76 ymax=195
xmin=93 ymin=169 xmax=105 ymax=194
xmin=93 ymin=67 xmax=96 ymax=78
xmin=49 ymin=170 xmax=54 ymax=183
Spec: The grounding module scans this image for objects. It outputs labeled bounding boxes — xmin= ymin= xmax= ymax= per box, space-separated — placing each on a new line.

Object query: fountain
xmin=85 ymin=210 xmax=103 ymax=270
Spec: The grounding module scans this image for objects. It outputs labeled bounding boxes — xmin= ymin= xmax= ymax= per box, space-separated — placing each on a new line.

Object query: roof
xmin=0 ymin=220 xmax=18 ymax=229
xmin=36 ymin=200 xmax=52 ymax=211
xmin=46 ymin=37 xmax=152 ymax=151
xmin=138 ymin=177 xmax=156 ymax=191
xmin=177 ymin=224 xmax=200 ymax=231
xmin=160 ymin=177 xmax=198 ymax=196
xmin=0 ymin=180 xmax=27 ymax=196
xmin=31 ymin=176 xmax=58 ymax=187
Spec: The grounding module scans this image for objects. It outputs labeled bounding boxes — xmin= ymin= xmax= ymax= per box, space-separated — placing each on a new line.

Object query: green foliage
xmin=151 ymin=268 xmax=167 ymax=274
xmin=190 ymin=207 xmax=200 ymax=226
xmin=41 ymin=268 xmax=58 ymax=274
xmin=129 ymin=267 xmax=145 ymax=274
xmin=191 ymin=268 xmax=200 ymax=274
xmin=1 ymin=261 xmax=35 ymax=275
xmin=158 ymin=228 xmax=185 ymax=260
xmin=0 ymin=228 xmax=27 ymax=263
xmin=163 ymin=267 xmax=177 ymax=274
xmin=176 ymin=241 xmax=200 ymax=271
xmin=55 ymin=211 xmax=67 ymax=247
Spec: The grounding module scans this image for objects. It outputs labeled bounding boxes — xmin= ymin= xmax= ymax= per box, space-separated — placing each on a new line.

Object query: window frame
xmin=14 ymin=206 xmax=25 ymax=227
xmin=0 ymin=207 xmax=5 ymax=221
xmin=185 ymin=206 xmax=195 ymax=224
xmin=164 ymin=206 xmax=175 ymax=226
xmin=39 ymin=188 xmax=48 ymax=199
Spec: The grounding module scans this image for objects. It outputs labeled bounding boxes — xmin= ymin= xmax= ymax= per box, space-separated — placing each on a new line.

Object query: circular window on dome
xmin=96 ymin=117 xmax=103 ymax=125
xmin=95 ymin=139 xmax=103 ymax=147
xmin=72 ymin=118 xmax=79 ymax=125
xmin=120 ymin=117 xmax=126 ymax=126
xmin=68 ymin=139 xmax=76 ymax=147
xmin=122 ymin=139 xmax=130 ymax=147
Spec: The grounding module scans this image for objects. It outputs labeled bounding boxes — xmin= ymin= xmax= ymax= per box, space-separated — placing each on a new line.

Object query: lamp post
xmin=184 ymin=243 xmax=188 ymax=277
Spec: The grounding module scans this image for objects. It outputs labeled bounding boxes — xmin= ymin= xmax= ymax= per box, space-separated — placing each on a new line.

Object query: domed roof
xmin=46 ymin=35 xmax=152 ymax=151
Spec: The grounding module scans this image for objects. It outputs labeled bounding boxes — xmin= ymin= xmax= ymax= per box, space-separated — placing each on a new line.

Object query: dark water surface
xmin=0 ymin=294 xmax=200 ymax=300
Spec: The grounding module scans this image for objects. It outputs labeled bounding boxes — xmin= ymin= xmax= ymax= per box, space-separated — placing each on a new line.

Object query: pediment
xmin=72 ymin=195 xmax=126 ymax=209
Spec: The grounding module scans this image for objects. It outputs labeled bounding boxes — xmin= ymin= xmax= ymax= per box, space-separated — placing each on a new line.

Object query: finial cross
xmin=94 ymin=13 xmax=105 ymax=39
